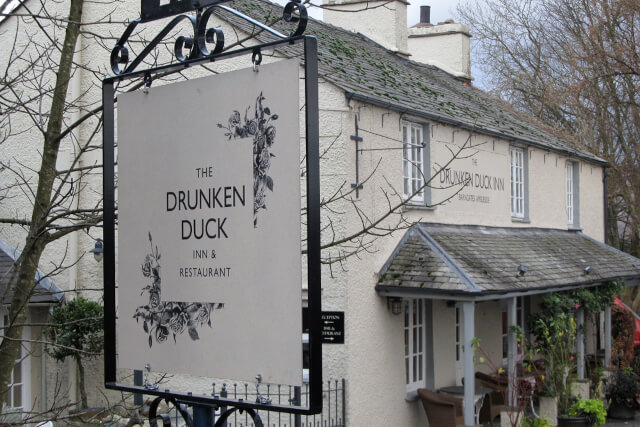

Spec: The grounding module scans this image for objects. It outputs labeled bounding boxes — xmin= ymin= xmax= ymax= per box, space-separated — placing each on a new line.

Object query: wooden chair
xmin=417 ymin=388 xmax=464 ymax=427
xmin=474 ymin=372 xmax=507 ymax=425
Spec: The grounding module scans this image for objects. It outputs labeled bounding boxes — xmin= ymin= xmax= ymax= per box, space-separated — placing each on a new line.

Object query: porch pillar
xmin=604 ymin=304 xmax=612 ymax=368
xmin=463 ymin=301 xmax=476 ymax=426
xmin=577 ymin=307 xmax=585 ymax=380
xmin=507 ymin=297 xmax=517 ymax=408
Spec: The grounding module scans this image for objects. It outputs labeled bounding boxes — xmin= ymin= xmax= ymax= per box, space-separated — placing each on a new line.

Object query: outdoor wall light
xmin=90 ymin=239 xmax=104 ymax=262
xmin=584 ymin=266 xmax=592 ymax=275
xmin=387 ymin=297 xmax=403 ymax=316
xmin=517 ymin=264 xmax=529 ymax=276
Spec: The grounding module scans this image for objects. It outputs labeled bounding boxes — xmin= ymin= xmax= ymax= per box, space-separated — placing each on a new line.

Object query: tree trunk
xmin=76 ymin=355 xmax=88 ymax=409
xmin=0 ymin=0 xmax=85 ymax=412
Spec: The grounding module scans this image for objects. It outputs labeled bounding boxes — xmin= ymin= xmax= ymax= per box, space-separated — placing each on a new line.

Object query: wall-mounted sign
xmin=117 ymin=59 xmax=302 ymax=385
xmin=321 ymin=311 xmax=344 ymax=344
xmin=438 ymin=167 xmax=506 ymax=205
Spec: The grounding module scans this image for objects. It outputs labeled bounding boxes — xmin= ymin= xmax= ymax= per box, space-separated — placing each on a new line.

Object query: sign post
xmin=102 ymin=1 xmax=321 ymax=424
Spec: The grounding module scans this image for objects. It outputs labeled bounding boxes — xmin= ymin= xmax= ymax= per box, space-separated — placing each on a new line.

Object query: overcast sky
xmin=283 ymin=0 xmax=462 ymax=26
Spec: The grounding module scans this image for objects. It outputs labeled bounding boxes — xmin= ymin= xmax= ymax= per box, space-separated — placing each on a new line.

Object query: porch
xmin=377 ymin=223 xmax=640 ymax=426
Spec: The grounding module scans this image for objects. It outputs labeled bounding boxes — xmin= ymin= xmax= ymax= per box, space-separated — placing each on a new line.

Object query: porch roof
xmin=376 ymin=224 xmax=640 ymax=299
xmin=0 ymin=238 xmax=64 ymax=305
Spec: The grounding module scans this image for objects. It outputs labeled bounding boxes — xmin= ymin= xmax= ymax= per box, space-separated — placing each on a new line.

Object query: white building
xmin=2 ymin=0 xmax=640 ymax=425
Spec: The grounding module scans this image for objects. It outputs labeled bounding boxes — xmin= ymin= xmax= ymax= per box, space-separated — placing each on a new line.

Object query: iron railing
xmin=209 ymin=379 xmax=346 ymax=427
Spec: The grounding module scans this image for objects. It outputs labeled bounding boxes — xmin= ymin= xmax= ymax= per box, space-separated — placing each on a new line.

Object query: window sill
xmin=403 ymin=204 xmax=436 ymax=212
xmin=568 ymin=226 xmax=582 ymax=231
xmin=405 ymin=390 xmax=419 ymax=402
xmin=511 ymin=217 xmax=530 ymax=223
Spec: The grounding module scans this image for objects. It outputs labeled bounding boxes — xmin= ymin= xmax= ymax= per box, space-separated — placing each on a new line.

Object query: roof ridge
xmin=221 ymin=0 xmax=605 ymax=165
xmin=414 ymin=225 xmax=481 ymax=293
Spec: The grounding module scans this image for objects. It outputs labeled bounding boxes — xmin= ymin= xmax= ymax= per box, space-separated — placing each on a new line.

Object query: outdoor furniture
xmin=439 ymin=384 xmax=493 ymax=425
xmin=473 ymin=372 xmax=508 ymax=424
xmin=417 ymin=388 xmax=464 ymax=427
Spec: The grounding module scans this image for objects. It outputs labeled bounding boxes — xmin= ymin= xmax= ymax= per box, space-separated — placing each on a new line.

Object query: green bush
xmin=46 ymin=297 xmax=103 ymax=408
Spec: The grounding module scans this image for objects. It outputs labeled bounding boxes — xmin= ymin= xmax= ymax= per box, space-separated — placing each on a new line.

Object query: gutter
xmin=344 ymin=91 xmax=608 ymax=167
xmin=376 ymin=275 xmax=640 ymax=302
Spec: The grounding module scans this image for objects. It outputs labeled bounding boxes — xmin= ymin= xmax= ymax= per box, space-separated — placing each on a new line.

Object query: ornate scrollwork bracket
xmin=111 ymin=0 xmax=308 ymax=76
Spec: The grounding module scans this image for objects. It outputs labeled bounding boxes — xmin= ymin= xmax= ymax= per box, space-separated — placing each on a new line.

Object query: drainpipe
xmin=604 ymin=305 xmax=612 ymax=368
xmin=507 ymin=297 xmax=517 ymax=407
xmin=603 ymin=167 xmax=608 ymax=244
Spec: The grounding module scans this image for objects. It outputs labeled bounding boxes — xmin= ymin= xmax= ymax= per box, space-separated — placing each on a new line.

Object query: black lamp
xmin=90 ymin=239 xmax=104 ymax=262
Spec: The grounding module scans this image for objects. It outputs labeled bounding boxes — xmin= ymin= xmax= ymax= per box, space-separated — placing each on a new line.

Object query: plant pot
xmin=556 ymin=416 xmax=590 ymax=427
xmin=539 ymin=396 xmax=558 ymax=426
xmin=607 ymin=401 xmax=635 ymax=420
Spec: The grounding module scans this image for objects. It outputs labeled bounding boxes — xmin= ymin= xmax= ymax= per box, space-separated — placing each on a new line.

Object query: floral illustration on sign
xmin=133 ymin=232 xmax=223 ymax=347
xmin=218 ymin=92 xmax=278 ymax=227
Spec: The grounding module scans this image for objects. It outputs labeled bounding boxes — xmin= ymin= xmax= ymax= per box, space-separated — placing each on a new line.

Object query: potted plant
xmin=537 ymin=386 xmax=558 ymax=426
xmin=530 ymin=307 xmax=577 ymax=421
xmin=558 ymin=398 xmax=606 ymax=426
xmin=606 ymin=368 xmax=638 ymax=419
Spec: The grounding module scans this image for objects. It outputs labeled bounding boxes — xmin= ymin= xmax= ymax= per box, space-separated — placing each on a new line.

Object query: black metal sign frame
xmin=102 ymin=2 xmax=321 ymax=417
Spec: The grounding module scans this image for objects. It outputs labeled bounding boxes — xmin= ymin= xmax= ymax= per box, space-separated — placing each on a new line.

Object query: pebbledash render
xmin=1 ymin=0 xmax=640 ymax=426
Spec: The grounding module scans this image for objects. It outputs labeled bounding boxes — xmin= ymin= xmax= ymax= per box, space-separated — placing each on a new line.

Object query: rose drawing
xmin=218 ymin=92 xmax=279 ymax=227
xmin=133 ymin=233 xmax=222 ymax=347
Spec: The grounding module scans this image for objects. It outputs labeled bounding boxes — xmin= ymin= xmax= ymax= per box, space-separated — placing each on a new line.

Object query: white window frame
xmin=402 ymin=122 xmax=426 ymax=204
xmin=510 ymin=146 xmax=527 ymax=219
xmin=0 ymin=311 xmax=30 ymax=415
xmin=404 ymin=299 xmax=425 ymax=393
xmin=566 ymin=161 xmax=579 ymax=228
xmin=566 ymin=162 xmax=574 ymax=224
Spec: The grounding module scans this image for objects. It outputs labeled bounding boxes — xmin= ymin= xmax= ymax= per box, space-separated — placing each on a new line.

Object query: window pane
xmin=12 ymin=385 xmax=21 ymax=408
xmin=413 ymin=327 xmax=417 ymax=353
xmin=405 ymin=330 xmax=409 ymax=356
xmin=406 ymin=359 xmax=409 ymax=384
xmin=12 ymin=363 xmax=20 ymax=383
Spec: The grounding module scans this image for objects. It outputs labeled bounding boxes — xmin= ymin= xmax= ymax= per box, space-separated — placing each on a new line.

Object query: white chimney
xmin=408 ymin=6 xmax=472 ymax=80
xmin=322 ymin=0 xmax=409 ymax=55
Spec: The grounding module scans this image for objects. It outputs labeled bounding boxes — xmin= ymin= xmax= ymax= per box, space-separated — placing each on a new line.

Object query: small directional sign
xmin=321 ymin=311 xmax=344 ymax=344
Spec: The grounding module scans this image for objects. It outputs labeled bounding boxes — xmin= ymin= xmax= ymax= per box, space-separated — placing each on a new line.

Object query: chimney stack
xmin=408 ymin=8 xmax=472 ymax=80
xmin=420 ymin=6 xmax=430 ymax=25
xmin=322 ymin=0 xmax=409 ymax=55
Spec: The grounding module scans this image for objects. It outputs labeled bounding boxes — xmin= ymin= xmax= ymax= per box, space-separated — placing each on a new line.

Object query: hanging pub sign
xmin=117 ymin=59 xmax=303 ymax=385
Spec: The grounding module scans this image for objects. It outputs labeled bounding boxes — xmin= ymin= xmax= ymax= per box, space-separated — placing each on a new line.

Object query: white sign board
xmin=117 ymin=60 xmax=302 ymax=384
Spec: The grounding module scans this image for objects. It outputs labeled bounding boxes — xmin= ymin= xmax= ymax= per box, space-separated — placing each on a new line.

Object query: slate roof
xmin=376 ymin=224 xmax=640 ymax=297
xmin=0 ymin=238 xmax=64 ymax=305
xmin=215 ymin=0 xmax=606 ymax=165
